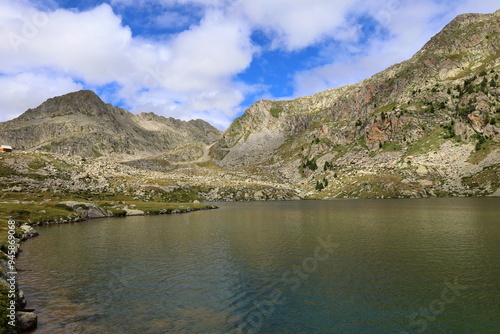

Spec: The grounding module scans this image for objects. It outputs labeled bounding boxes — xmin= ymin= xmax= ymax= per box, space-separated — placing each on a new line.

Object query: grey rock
xmin=16 ymin=311 xmax=37 ymax=331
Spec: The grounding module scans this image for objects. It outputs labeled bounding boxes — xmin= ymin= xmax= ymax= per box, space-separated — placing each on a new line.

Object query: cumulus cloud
xmin=238 ymin=0 xmax=355 ymax=50
xmin=160 ymin=10 xmax=255 ymax=91
xmin=0 ymin=3 xmax=134 ymax=81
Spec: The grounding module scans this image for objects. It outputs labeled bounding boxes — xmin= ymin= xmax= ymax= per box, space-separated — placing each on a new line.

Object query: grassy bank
xmin=0 ymin=192 xmax=216 ymax=247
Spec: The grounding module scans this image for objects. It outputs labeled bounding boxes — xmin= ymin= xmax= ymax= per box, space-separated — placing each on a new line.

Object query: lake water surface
xmin=17 ymin=198 xmax=500 ymax=333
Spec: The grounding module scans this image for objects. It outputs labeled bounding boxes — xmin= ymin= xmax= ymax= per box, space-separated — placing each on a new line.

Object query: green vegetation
xmin=0 ymin=192 xmax=217 ymax=249
xmin=375 ymin=102 xmax=397 ymax=118
xmin=468 ymin=135 xmax=498 ymax=164
xmin=315 ymin=177 xmax=329 ymax=191
xmin=323 ymin=161 xmax=335 ymax=171
xmin=302 ymin=157 xmax=318 ymax=171
xmin=0 ymin=201 xmax=76 ymax=229
xmin=0 ymin=281 xmax=10 ymax=334
xmin=27 ymin=158 xmax=47 ymax=170
xmin=369 ymin=141 xmax=403 ymax=157
xmin=406 ymin=127 xmax=449 ymax=156
xmin=269 ymin=105 xmax=284 ymax=118
xmin=0 ymin=163 xmax=18 ymax=177
xmin=338 ymin=174 xmax=412 ymax=199
xmin=441 ymin=123 xmax=459 ymax=140
xmin=380 ymin=141 xmax=403 ymax=152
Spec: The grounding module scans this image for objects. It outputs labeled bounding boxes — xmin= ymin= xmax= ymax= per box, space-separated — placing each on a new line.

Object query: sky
xmin=0 ymin=0 xmax=498 ymax=129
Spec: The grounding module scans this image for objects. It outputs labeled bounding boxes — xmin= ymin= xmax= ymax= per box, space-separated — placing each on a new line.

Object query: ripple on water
xmin=15 ymin=199 xmax=500 ymax=333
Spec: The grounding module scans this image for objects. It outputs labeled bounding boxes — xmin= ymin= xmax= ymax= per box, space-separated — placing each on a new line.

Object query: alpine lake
xmin=17 ymin=197 xmax=500 ymax=333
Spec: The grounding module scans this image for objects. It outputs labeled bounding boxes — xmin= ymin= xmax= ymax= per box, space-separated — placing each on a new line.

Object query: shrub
xmin=11 ymin=209 xmax=30 ymax=216
xmin=304 ymin=157 xmax=318 ymax=171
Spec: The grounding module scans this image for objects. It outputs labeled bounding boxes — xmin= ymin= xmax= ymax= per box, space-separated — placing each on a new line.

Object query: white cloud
xmin=160 ymin=10 xmax=255 ymax=91
xmin=238 ymin=0 xmax=355 ymax=50
xmin=155 ymin=11 xmax=192 ymax=29
xmin=130 ymin=86 xmax=245 ymax=129
xmin=0 ymin=3 xmax=134 ymax=83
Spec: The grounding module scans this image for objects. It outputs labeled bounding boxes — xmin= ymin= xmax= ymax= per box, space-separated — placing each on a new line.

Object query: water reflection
xmin=17 ymin=198 xmax=500 ymax=333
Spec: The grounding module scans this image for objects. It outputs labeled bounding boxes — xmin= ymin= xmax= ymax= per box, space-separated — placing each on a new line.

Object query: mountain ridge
xmin=0 ymin=90 xmax=222 ymax=158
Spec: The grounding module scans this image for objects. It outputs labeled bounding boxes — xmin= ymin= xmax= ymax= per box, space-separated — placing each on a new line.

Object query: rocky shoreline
xmin=1 ymin=202 xmax=218 ymax=333
xmin=1 ymin=223 xmax=38 ymax=333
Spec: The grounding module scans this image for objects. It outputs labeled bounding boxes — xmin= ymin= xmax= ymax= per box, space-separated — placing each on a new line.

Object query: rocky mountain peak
xmin=0 ymin=90 xmax=221 ymax=158
xmin=16 ymin=90 xmax=116 ymax=121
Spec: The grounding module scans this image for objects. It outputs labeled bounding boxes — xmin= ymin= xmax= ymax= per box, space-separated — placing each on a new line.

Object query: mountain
xmin=208 ymin=10 xmax=499 ymax=197
xmin=0 ymin=10 xmax=498 ymax=201
xmin=0 ymin=90 xmax=221 ymax=158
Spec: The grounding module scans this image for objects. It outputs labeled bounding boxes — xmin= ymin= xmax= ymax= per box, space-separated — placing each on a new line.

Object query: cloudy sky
xmin=0 ymin=0 xmax=498 ymax=129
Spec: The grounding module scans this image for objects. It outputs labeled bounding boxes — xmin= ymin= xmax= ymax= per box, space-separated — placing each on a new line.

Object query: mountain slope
xmin=0 ymin=90 xmax=221 ymax=158
xmin=209 ymin=10 xmax=500 ymax=197
xmin=212 ymin=10 xmax=499 ymax=165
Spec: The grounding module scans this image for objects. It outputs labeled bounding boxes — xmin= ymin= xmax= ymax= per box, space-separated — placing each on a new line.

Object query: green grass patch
xmin=468 ymin=138 xmax=499 ymax=164
xmin=406 ymin=127 xmax=448 ymax=156
xmin=374 ymin=102 xmax=397 ymax=117
xmin=368 ymin=141 xmax=403 ymax=157
xmin=269 ymin=106 xmax=284 ymax=118
xmin=27 ymin=158 xmax=47 ymax=170
xmin=0 ymin=282 xmax=10 ymax=334
xmin=0 ymin=202 xmax=77 ymax=225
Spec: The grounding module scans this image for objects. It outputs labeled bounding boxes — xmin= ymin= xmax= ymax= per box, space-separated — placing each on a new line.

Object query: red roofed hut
xmin=0 ymin=145 xmax=13 ymax=152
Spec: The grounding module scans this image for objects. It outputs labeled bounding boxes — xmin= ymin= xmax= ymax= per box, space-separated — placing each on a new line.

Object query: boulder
xmin=16 ymin=311 xmax=37 ymax=331
xmin=20 ymin=224 xmax=39 ymax=240
xmin=416 ymin=165 xmax=428 ymax=175
xmin=419 ymin=180 xmax=434 ymax=187
xmin=59 ymin=201 xmax=111 ymax=219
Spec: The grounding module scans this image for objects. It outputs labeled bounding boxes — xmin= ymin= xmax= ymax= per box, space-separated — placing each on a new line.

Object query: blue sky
xmin=0 ymin=0 xmax=498 ymax=129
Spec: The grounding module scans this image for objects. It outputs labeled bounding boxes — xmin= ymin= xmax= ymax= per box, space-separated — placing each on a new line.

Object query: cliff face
xmin=211 ymin=10 xmax=500 ymax=168
xmin=0 ymin=90 xmax=222 ymax=158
